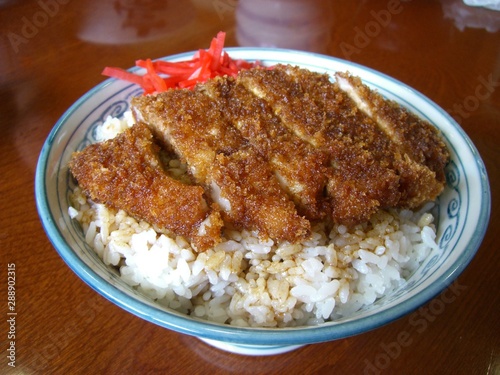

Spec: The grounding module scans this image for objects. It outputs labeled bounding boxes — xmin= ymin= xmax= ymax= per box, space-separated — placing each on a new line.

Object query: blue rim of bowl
xmin=35 ymin=48 xmax=491 ymax=346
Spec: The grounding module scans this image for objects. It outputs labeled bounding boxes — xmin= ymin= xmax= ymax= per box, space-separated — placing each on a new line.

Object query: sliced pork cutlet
xmin=238 ymin=65 xmax=401 ymax=225
xmin=131 ymin=89 xmax=310 ymax=243
xmin=199 ymin=75 xmax=330 ymax=220
xmin=282 ymin=65 xmax=403 ymax=205
xmin=335 ymin=72 xmax=450 ymax=207
xmin=68 ymin=122 xmax=223 ymax=252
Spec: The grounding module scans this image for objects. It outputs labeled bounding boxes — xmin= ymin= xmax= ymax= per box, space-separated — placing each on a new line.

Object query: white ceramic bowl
xmin=35 ymin=48 xmax=490 ymax=356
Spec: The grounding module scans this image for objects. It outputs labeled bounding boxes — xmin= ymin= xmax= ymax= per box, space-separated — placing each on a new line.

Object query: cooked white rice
xmin=68 ymin=113 xmax=439 ymax=328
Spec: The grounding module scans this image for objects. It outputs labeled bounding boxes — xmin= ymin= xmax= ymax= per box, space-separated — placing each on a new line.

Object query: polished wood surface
xmin=1 ymin=1 xmax=499 ymax=374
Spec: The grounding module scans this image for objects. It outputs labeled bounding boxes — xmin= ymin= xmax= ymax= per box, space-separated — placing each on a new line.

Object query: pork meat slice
xmin=335 ymin=72 xmax=449 ymax=207
xmin=131 ymin=89 xmax=310 ymax=243
xmin=68 ymin=122 xmax=223 ymax=251
xmin=199 ymin=75 xmax=330 ymax=220
xmin=238 ymin=65 xmax=402 ymax=225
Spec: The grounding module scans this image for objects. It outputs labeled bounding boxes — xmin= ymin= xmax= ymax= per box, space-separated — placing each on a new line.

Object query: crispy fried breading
xmin=68 ymin=122 xmax=222 ymax=251
xmin=238 ymin=65 xmax=403 ymax=224
xmin=199 ymin=76 xmax=330 ymax=220
xmin=73 ymin=64 xmax=449 ymax=248
xmin=211 ymin=147 xmax=311 ymax=241
xmin=131 ymin=89 xmax=311 ymax=243
xmin=335 ymin=72 xmax=449 ymax=206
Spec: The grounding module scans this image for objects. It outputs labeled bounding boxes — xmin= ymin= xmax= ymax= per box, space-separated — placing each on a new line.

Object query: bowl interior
xmin=35 ymin=48 xmax=490 ymax=346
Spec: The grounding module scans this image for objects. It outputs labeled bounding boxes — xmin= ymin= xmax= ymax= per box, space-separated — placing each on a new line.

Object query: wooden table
xmin=1 ymin=1 xmax=498 ymax=374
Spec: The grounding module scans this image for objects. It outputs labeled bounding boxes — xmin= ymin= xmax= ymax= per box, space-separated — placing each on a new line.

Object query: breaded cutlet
xmin=237 ymin=65 xmax=402 ymax=224
xmin=335 ymin=72 xmax=449 ymax=207
xmin=199 ymin=76 xmax=330 ymax=220
xmin=131 ymin=89 xmax=311 ymax=243
xmin=68 ymin=122 xmax=223 ymax=251
xmin=72 ymin=64 xmax=450 ymax=248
